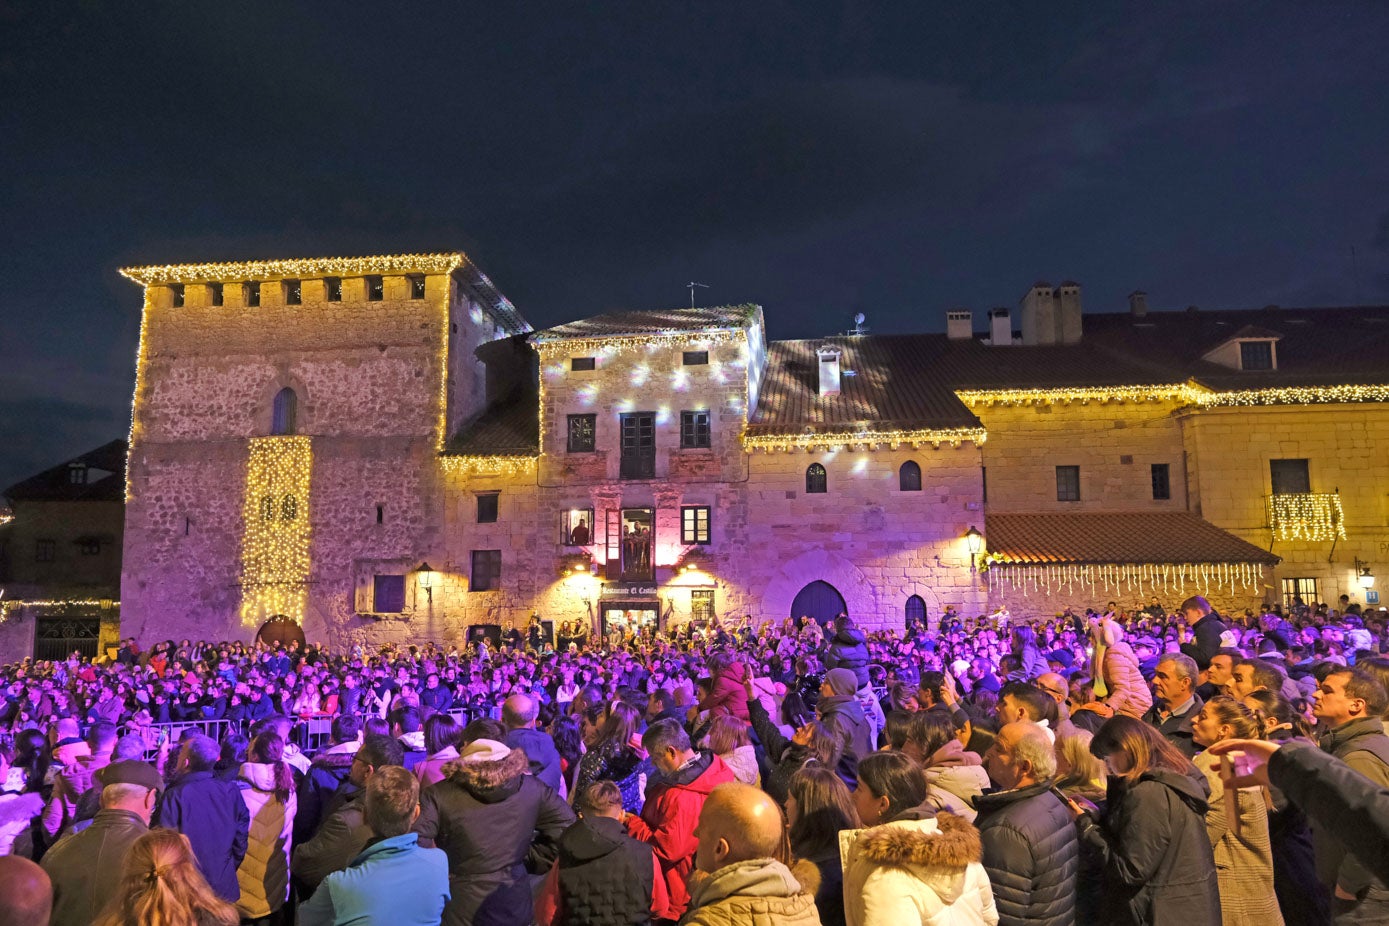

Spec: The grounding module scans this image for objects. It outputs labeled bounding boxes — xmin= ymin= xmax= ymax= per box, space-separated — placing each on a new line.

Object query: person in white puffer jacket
xmin=236 ymin=731 xmax=297 ymax=921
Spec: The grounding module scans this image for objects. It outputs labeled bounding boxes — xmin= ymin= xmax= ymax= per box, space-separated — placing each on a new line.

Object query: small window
xmin=79 ymin=539 xmax=101 ymax=556
xmin=683 ymin=350 xmax=709 ymax=366
xmin=375 ymin=504 xmax=384 ymax=524
xmin=899 ymin=460 xmax=922 ymax=492
xmin=409 ymin=275 xmax=426 ymax=299
xmin=1151 ymin=463 xmax=1171 ymax=500
xmin=681 ymin=506 xmax=711 ymax=544
xmin=1240 ymin=341 xmax=1274 ymax=371
xmin=680 ymin=411 xmax=711 ymax=449
xmin=981 ymin=466 xmax=988 ymax=504
xmin=284 ymin=280 xmax=302 ymax=305
xmin=806 ymin=463 xmax=827 ymax=494
xmin=260 ymin=496 xmax=275 ymax=520
xmin=68 ymin=463 xmax=87 ymax=485
xmin=1281 ymin=576 xmax=1318 ymax=610
xmin=691 ymin=589 xmax=715 ymax=622
xmin=1056 ymin=465 xmax=1080 ymax=502
xmin=170 ymin=284 xmax=185 ymax=307
xmin=470 ymin=550 xmax=502 ymax=592
xmin=281 ymin=495 xmax=298 ymax=520
xmin=325 ymin=277 xmax=342 ymax=302
xmin=271 ymin=387 xmax=298 ymax=436
xmin=477 ymin=493 xmax=499 ymax=523
xmin=35 ymin=539 xmax=55 ymax=563
xmin=571 ymin=357 xmax=597 ymax=372
xmin=1270 ymin=458 xmax=1311 ymax=495
xmin=563 ymin=507 xmax=594 ymax=545
xmin=209 ymin=282 xmax=224 ymax=306
xmin=244 ymin=282 xmax=261 ymax=307
xmin=366 ymin=275 xmax=384 ymax=301
xmin=567 ymin=414 xmax=596 ymax=453
xmin=905 ymin=595 xmax=927 ymax=626
xmin=373 ymin=575 xmax=406 ymax=613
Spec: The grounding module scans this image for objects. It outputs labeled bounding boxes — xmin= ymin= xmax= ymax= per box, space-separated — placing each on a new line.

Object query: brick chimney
xmin=816 ymin=346 xmax=842 ymax=397
xmin=1129 ymin=290 xmax=1148 ymax=318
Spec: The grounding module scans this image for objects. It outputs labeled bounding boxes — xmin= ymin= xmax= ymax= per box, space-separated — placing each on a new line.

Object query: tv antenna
xmin=686 ymin=281 xmax=709 ymax=308
xmin=848 ymin=312 xmax=868 ymax=336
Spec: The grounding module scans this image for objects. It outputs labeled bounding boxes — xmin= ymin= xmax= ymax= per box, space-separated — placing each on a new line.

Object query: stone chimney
xmin=1019 ymin=282 xmax=1055 ymax=346
xmin=816 ymin=346 xmax=842 ymax=397
xmin=988 ymin=307 xmax=1012 ymax=346
xmin=1129 ymin=290 xmax=1148 ymax=318
xmin=1056 ymin=281 xmax=1082 ymax=344
xmin=946 ymin=309 xmax=973 ymax=340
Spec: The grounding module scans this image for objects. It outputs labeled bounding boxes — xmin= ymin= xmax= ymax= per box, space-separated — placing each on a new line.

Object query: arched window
xmin=260 ymin=496 xmax=275 ymax=520
xmin=905 ymin=594 xmax=927 ymax=627
xmin=805 ymin=463 xmax=827 ymax=494
xmin=281 ymin=495 xmax=298 ymax=521
xmin=899 ymin=460 xmax=922 ymax=492
xmin=271 ymin=387 xmax=297 ymax=436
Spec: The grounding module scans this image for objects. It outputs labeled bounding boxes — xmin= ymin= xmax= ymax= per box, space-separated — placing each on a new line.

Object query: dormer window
xmin=1239 ymin=340 xmax=1275 ymax=371
xmin=68 ymin=463 xmax=88 ymax=485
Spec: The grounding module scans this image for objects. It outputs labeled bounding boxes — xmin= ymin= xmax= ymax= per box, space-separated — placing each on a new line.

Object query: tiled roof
xmin=4 ymin=440 xmax=127 ymax=503
xmin=444 ymin=391 xmax=538 ymax=456
xmin=984 ymin=512 xmax=1280 ymax=565
xmin=533 ymin=305 xmax=760 ymax=342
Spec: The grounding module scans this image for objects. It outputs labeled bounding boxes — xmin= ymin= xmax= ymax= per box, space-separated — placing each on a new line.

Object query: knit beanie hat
xmin=826 ymin=668 xmax=858 ymax=696
xmin=459 ymin=739 xmax=511 ymax=764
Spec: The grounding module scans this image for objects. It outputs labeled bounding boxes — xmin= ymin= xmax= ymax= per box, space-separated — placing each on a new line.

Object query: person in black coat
xmin=294 ymin=715 xmax=363 ymax=845
xmin=977 ymin=722 xmax=1079 ymax=926
xmin=153 ymin=733 xmax=249 ymax=903
xmin=414 ymin=738 xmax=575 ymax=926
xmin=786 ymin=764 xmax=857 ymax=926
xmin=822 ymin=616 xmax=871 ymax=689
xmin=1076 ymin=715 xmax=1220 ymax=926
xmin=1178 ymin=595 xmax=1228 ymax=671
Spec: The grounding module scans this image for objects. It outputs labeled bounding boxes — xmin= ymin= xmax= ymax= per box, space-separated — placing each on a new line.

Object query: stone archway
xmin=762 ymin=548 xmax=876 ymax=625
xmin=789 ymin=581 xmax=848 ymax=626
xmin=256 ymin=615 xmax=306 ymax=648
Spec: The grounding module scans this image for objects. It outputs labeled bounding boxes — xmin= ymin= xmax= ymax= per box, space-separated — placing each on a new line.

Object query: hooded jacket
xmin=535 ymin=813 xmax=665 ymax=926
xmin=293 ymin=742 xmax=357 ymax=845
xmin=298 ymin=832 xmax=450 ymax=926
xmin=155 ymin=769 xmax=250 ymax=902
xmin=414 ymin=744 xmax=576 ymax=926
xmin=839 ymin=809 xmax=998 ymax=926
xmin=925 ymin=741 xmax=991 ymax=807
xmin=817 ymin=694 xmax=874 ymax=762
xmin=626 ymin=751 xmax=736 ymax=921
xmin=825 ymin=627 xmax=872 ymax=689
xmin=682 ymin=858 xmax=824 ymax=926
xmin=235 ymin=762 xmax=296 ymax=918
xmin=1077 ymin=768 xmax=1221 ymax=926
xmin=1093 ymin=636 xmax=1152 ymax=720
xmin=506 ymin=726 xmax=565 ymax=794
xmin=973 ymin=780 xmax=1078 ymax=926
xmin=701 ymin=660 xmax=752 ymax=723
xmin=41 ymin=750 xmax=112 ymax=840
xmin=1315 ymin=715 xmax=1389 ymax=896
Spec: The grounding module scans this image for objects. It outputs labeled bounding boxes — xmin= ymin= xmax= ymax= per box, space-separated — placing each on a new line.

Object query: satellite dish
xmin=854 ymin=313 xmax=865 ymax=325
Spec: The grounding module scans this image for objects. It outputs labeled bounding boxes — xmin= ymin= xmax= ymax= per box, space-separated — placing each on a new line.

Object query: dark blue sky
xmin=3 ymin=2 xmax=1388 ymax=489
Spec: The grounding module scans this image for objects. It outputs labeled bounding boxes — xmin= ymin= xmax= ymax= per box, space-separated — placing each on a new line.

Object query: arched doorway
xmin=905 ymin=594 xmax=927 ymax=629
xmin=256 ymin=615 xmax=306 ymax=648
xmin=790 ymin=580 xmax=847 ymax=626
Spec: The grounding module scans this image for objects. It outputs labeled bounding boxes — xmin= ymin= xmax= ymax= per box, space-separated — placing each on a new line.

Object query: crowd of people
xmin=0 ymin=593 xmax=1388 ymax=925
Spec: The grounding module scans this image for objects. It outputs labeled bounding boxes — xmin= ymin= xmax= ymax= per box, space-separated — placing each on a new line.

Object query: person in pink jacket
xmin=1086 ymin=616 xmax=1154 ymax=719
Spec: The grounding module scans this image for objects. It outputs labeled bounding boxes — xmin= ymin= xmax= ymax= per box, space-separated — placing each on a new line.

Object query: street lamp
xmin=1355 ymin=558 xmax=1375 ymax=589
xmin=416 ymin=561 xmax=435 ymax=604
xmin=965 ymin=525 xmax=983 ymax=571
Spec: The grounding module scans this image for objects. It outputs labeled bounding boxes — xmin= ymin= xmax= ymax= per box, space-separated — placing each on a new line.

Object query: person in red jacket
xmin=698 ymin=653 xmax=751 ymax=723
xmin=624 ymin=719 xmax=735 ymax=922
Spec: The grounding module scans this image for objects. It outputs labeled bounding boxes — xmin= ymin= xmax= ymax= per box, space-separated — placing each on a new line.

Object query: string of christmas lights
xmin=0 ymin=599 xmax=118 ymax=622
xmin=1268 ymin=493 xmax=1346 ymax=541
xmin=956 ymin=382 xmax=1389 ymax=409
xmin=440 ymin=455 xmax=538 ymax=476
xmin=986 ymin=561 xmax=1264 ymax=598
xmin=743 ymin=427 xmax=987 ymax=453
xmin=119 ymin=253 xmax=466 ymax=285
xmin=239 ymin=437 xmax=313 ymax=627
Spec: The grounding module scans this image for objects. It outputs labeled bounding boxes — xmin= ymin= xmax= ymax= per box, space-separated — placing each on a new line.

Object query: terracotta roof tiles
xmin=984 ymin=511 xmax=1280 ymax=565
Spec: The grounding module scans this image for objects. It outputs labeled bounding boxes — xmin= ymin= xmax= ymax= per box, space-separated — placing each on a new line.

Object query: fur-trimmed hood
xmin=440 ymin=746 xmax=530 ymax=802
xmin=858 ymin=811 xmax=981 ymax=869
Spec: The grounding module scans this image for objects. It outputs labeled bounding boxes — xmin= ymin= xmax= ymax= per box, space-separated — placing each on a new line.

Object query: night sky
xmin=3 ymin=3 xmax=1388 ymax=490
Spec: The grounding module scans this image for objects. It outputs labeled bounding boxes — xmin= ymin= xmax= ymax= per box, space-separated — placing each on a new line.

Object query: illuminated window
xmin=470 ymin=550 xmax=502 ymax=591
xmin=244 ymin=282 xmax=260 ymax=307
xmin=680 ymin=411 xmax=711 ymax=449
xmin=1270 ymin=459 xmax=1310 ymax=495
xmin=681 ymin=506 xmax=711 ymax=544
xmin=691 ymin=589 xmax=715 ymax=621
xmin=35 ymin=539 xmax=55 ymax=563
xmin=284 ymin=280 xmax=301 ymax=305
xmin=1240 ymin=341 xmax=1275 ymax=371
xmin=1151 ymin=463 xmax=1171 ymax=500
xmin=1056 ymin=465 xmax=1080 ymax=502
xmin=271 ymin=388 xmax=298 ymax=436
xmin=260 ymin=496 xmax=275 ymax=520
xmin=281 ymin=495 xmax=298 ymax=520
xmin=618 ymin=509 xmax=654 ymax=580
xmin=366 ymin=275 xmax=384 ymax=301
xmin=562 ymin=508 xmax=594 ymax=545
xmin=683 ymin=350 xmax=709 ymax=366
xmin=905 ymin=595 xmax=927 ymax=626
xmin=209 ymin=282 xmax=224 ymax=306
xmin=899 ymin=461 xmax=922 ymax=492
xmin=325 ymin=277 xmax=342 ymax=301
xmin=373 ymin=575 xmax=405 ymax=613
xmin=170 ymin=284 xmax=185 ymax=307
xmin=571 ymin=357 xmax=597 ymax=372
xmin=806 ymin=463 xmax=827 ymax=494
xmin=409 ymin=275 xmax=426 ymax=299
xmin=1281 ymin=576 xmax=1318 ymax=610
xmin=477 ymin=492 xmax=499 ymax=523
xmin=567 ymin=414 xmax=596 ymax=453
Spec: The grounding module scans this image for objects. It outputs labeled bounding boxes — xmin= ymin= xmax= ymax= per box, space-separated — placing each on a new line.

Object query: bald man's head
xmin=693 ymin=782 xmax=785 ymax=873
xmin=502 ymin=693 xmax=538 ymax=730
xmin=0 ymin=856 xmax=51 ymax=926
xmin=1035 ymin=673 xmax=1068 ymax=705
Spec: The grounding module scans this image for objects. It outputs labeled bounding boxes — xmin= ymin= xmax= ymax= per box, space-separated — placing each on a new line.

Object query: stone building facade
xmin=76 ymin=251 xmax=1389 ymax=657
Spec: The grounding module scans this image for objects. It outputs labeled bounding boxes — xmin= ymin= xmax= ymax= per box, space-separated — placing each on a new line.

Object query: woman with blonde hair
xmin=235 ymin=732 xmax=297 ymax=921
xmin=93 ymin=828 xmax=238 ymax=926
xmin=705 ymin=714 xmax=760 ymax=787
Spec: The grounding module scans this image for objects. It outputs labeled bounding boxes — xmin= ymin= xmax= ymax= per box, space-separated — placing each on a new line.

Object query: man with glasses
xmin=42 ymin=759 xmax=163 ymax=926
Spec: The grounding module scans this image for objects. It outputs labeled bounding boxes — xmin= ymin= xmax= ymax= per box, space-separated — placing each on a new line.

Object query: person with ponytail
xmin=1190 ymin=695 xmax=1284 ymax=925
xmin=235 ymin=732 xmax=297 ymax=922
xmin=92 ymin=828 xmax=238 ymax=926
